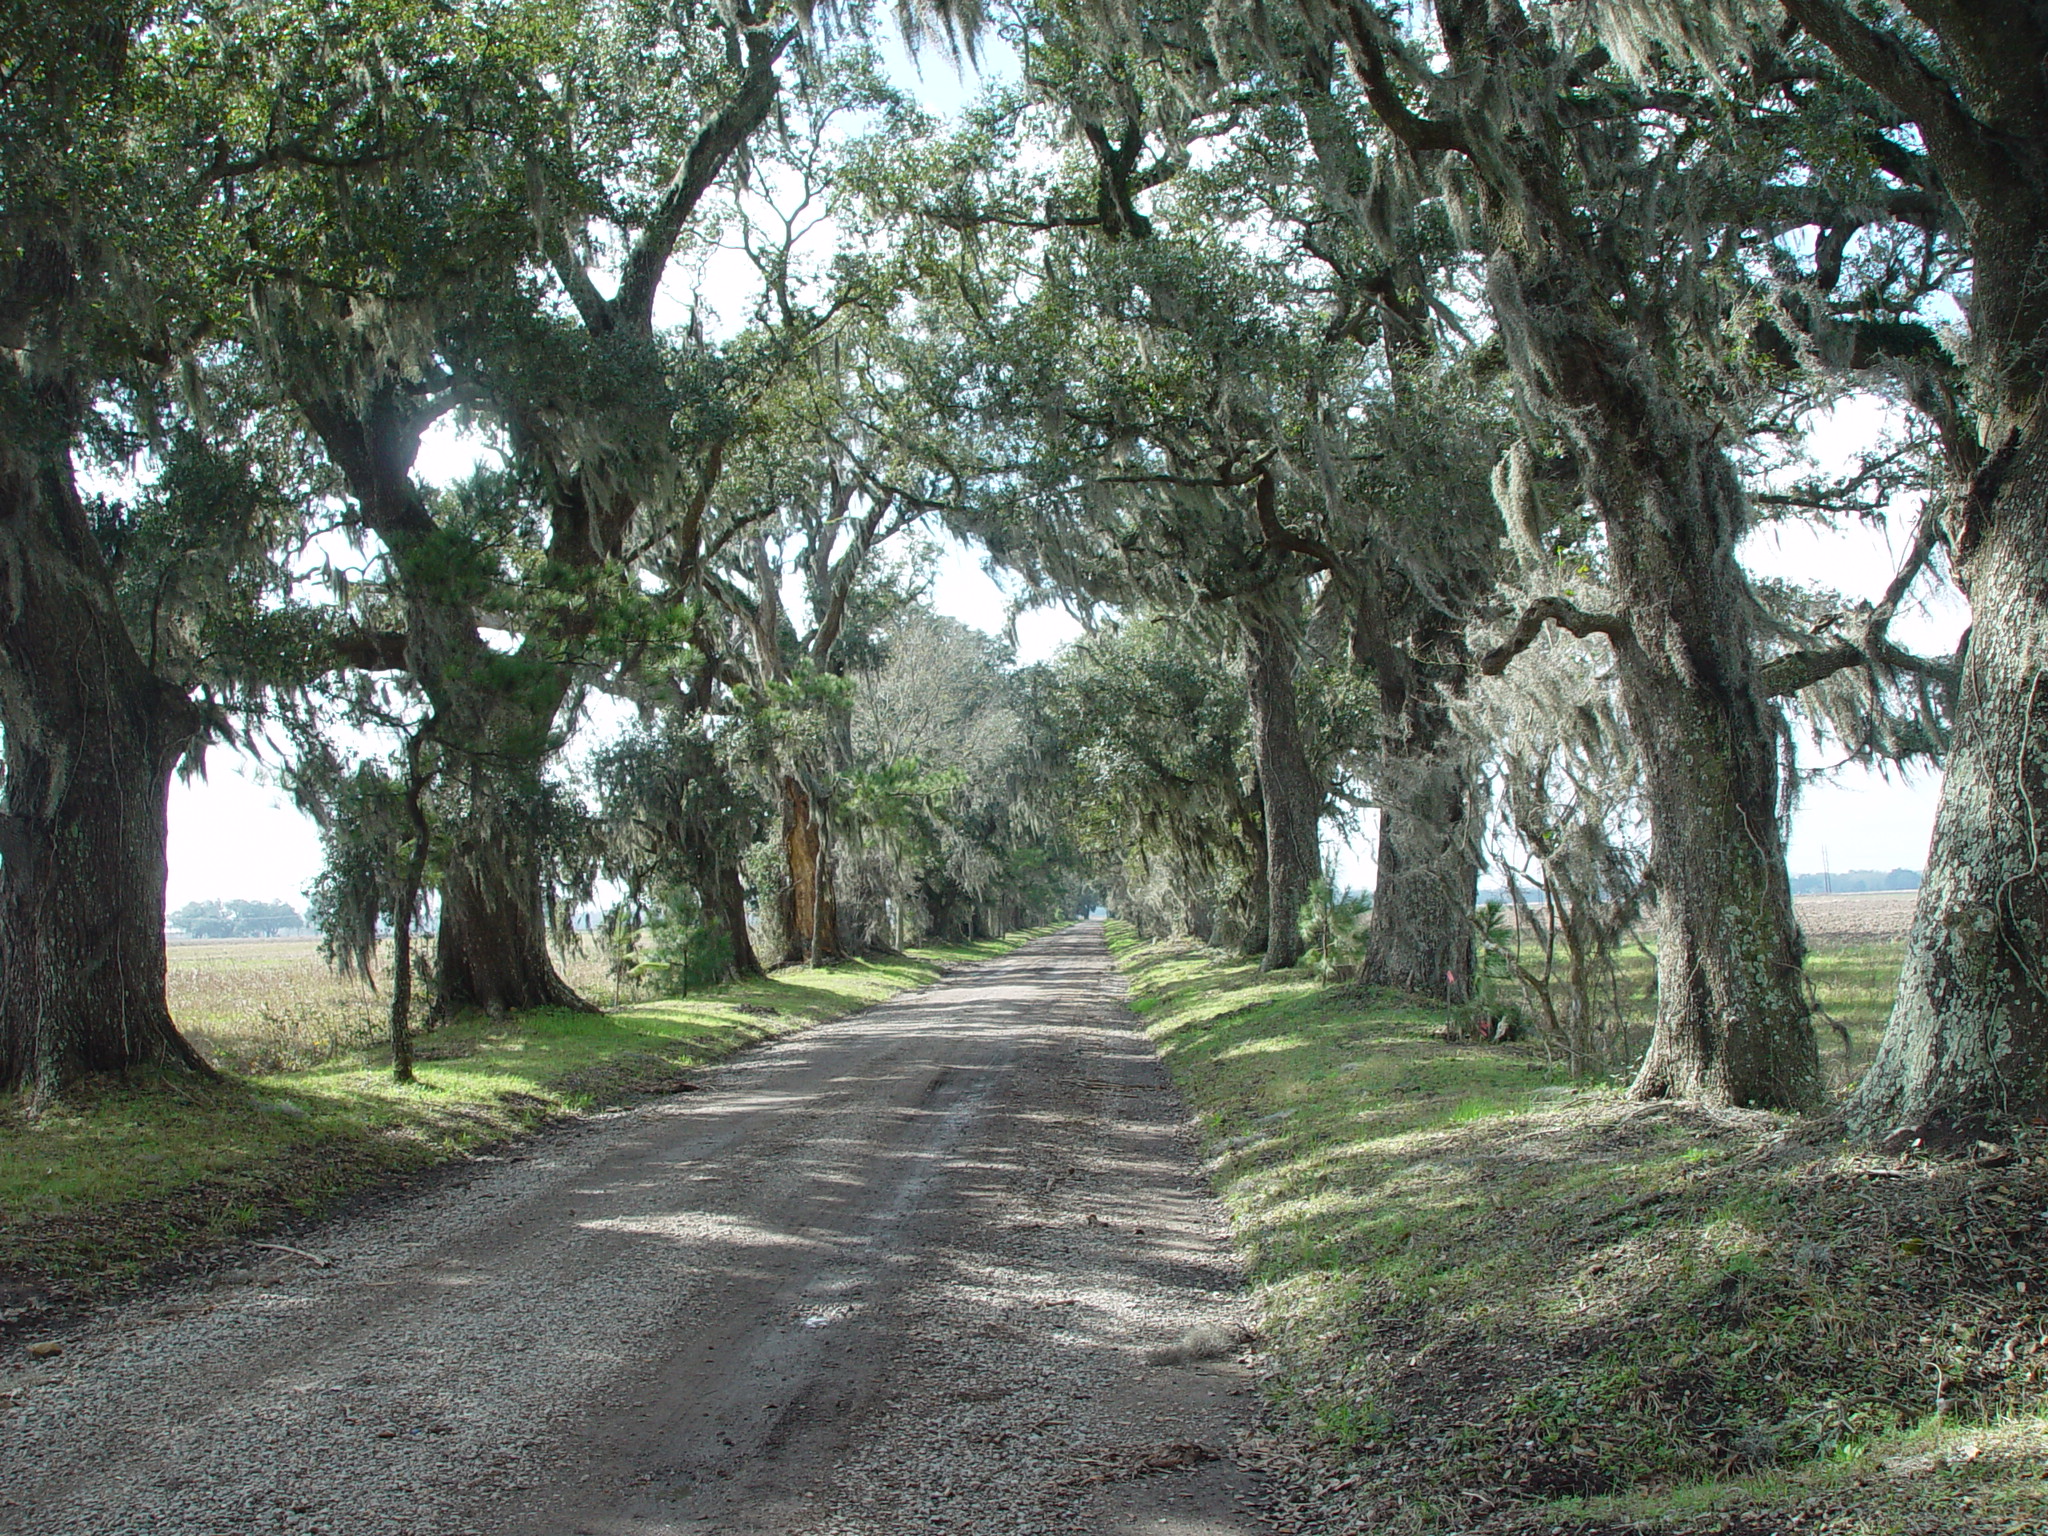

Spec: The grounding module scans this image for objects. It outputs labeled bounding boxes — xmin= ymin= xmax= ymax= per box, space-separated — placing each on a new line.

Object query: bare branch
xmin=1480 ymin=597 xmax=1633 ymax=676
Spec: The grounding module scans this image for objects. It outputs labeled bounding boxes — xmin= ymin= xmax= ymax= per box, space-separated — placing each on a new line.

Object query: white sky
xmin=164 ymin=32 xmax=1958 ymax=913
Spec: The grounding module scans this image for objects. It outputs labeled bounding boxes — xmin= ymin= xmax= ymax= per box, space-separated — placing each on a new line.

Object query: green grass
xmin=1 ymin=930 xmax=1056 ymax=1321
xmin=1113 ymin=924 xmax=2048 ymax=1536
xmin=1566 ymin=937 xmax=1905 ymax=1095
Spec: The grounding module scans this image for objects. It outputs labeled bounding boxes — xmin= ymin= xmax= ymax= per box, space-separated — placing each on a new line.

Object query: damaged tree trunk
xmin=780 ymin=774 xmax=843 ymax=963
xmin=0 ymin=452 xmax=211 ymax=1095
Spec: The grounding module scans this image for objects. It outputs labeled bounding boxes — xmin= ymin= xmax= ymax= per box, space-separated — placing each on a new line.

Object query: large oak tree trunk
xmin=434 ymin=773 xmax=589 ymax=1017
xmin=0 ymin=455 xmax=210 ymax=1094
xmin=1622 ymin=646 xmax=1817 ymax=1109
xmin=1242 ymin=598 xmax=1320 ymax=971
xmin=1363 ymin=686 xmax=1483 ymax=1000
xmin=1592 ymin=434 xmax=1817 ymax=1109
xmin=1849 ymin=452 xmax=2048 ymax=1140
xmin=1492 ymin=262 xmax=1821 ymax=1111
xmin=1777 ymin=0 xmax=2048 ymax=1138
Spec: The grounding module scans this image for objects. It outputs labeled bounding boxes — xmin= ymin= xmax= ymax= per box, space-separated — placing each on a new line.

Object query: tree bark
xmin=780 ymin=774 xmax=843 ymax=963
xmin=1235 ymin=804 xmax=1271 ymax=958
xmin=708 ymin=858 xmax=764 ymax=980
xmin=434 ymin=782 xmax=589 ymax=1016
xmin=0 ymin=454 xmax=211 ymax=1095
xmin=1484 ymin=255 xmax=1821 ymax=1111
xmin=1368 ymin=804 xmax=1480 ymax=999
xmin=1242 ymin=596 xmax=1320 ymax=971
xmin=1779 ymin=0 xmax=2048 ymax=1137
xmin=1848 ymin=452 xmax=2048 ymax=1140
xmin=1362 ymin=677 xmax=1484 ymax=1001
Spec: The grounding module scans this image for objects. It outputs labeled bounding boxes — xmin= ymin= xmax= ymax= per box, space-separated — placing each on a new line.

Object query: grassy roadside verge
xmin=1 ymin=929 xmax=1056 ymax=1333
xmin=1109 ymin=924 xmax=2048 ymax=1536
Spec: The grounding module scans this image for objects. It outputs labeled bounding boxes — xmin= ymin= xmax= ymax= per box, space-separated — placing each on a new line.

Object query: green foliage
xmin=169 ymin=900 xmax=305 ymax=939
xmin=1299 ymin=877 xmax=1372 ymax=981
xmin=624 ymin=888 xmax=735 ymax=996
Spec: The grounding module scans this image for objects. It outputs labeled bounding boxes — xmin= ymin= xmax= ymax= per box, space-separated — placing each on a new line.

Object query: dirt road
xmin=2 ymin=924 xmax=1267 ymax=1536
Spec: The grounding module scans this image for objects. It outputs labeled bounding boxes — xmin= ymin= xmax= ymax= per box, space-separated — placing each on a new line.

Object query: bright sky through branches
xmin=160 ymin=25 xmax=1953 ymax=916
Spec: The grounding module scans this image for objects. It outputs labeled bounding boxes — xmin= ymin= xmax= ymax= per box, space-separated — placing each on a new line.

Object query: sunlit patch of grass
xmin=2 ymin=928 xmax=1056 ymax=1320
xmin=1108 ymin=920 xmax=2048 ymax=1535
xmin=168 ymin=937 xmax=627 ymax=1075
xmin=1611 ymin=937 xmax=1906 ymax=1095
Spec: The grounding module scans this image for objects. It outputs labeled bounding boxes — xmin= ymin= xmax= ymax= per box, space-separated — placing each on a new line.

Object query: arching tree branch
xmin=1480 ymin=597 xmax=1633 ymax=676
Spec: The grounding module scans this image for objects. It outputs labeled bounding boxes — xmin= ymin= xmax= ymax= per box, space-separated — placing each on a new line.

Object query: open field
xmin=170 ymin=936 xmax=679 ymax=1075
xmin=1112 ymin=923 xmax=2048 ymax=1536
xmin=3 ymin=929 xmax=1058 ymax=1326
xmin=1795 ymin=891 xmax=1919 ymax=946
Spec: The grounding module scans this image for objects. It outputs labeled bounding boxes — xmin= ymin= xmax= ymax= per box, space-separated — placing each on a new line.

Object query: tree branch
xmin=1781 ymin=0 xmax=2001 ymax=201
xmin=1757 ymin=503 xmax=1957 ymax=697
xmin=1480 ymin=597 xmax=1633 ymax=675
xmin=329 ymin=629 xmax=410 ymax=672
xmin=612 ymin=25 xmax=791 ymax=335
xmin=1252 ymin=467 xmax=1340 ymax=570
xmin=1335 ymin=2 xmax=1467 ymax=155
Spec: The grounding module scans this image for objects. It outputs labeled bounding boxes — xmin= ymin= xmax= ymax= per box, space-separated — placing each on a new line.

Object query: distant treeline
xmin=1478 ymin=869 xmax=1921 ymax=906
xmin=168 ymin=900 xmax=306 ymax=939
xmin=1786 ymin=869 xmax=1922 ymax=895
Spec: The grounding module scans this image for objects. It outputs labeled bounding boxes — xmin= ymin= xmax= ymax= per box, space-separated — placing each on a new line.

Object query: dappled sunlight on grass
xmin=1108 ymin=920 xmax=2048 ymax=1535
xmin=1215 ymin=1034 xmax=1315 ymax=1061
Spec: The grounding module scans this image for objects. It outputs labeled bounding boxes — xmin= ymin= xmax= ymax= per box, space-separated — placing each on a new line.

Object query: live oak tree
xmin=0 ymin=3 xmax=324 ymax=1093
xmin=1214 ymin=0 xmax=1841 ymax=1107
xmin=1222 ymin=64 xmax=1509 ymax=998
xmin=1759 ymin=0 xmax=2048 ymax=1138
xmin=233 ymin=0 xmax=834 ymax=1013
xmin=872 ymin=71 xmax=1350 ymax=967
xmin=847 ymin=610 xmax=1085 ymax=944
xmin=869 ymin=11 xmax=1521 ymax=982
xmin=1491 ymin=0 xmax=2038 ymax=1129
xmin=699 ymin=393 xmax=928 ymax=963
xmin=1040 ymin=617 xmax=1271 ymax=947
xmin=591 ymin=720 xmax=768 ymax=982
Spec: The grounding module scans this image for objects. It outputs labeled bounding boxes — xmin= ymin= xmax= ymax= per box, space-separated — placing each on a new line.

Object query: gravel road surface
xmin=2 ymin=923 xmax=1268 ymax=1536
